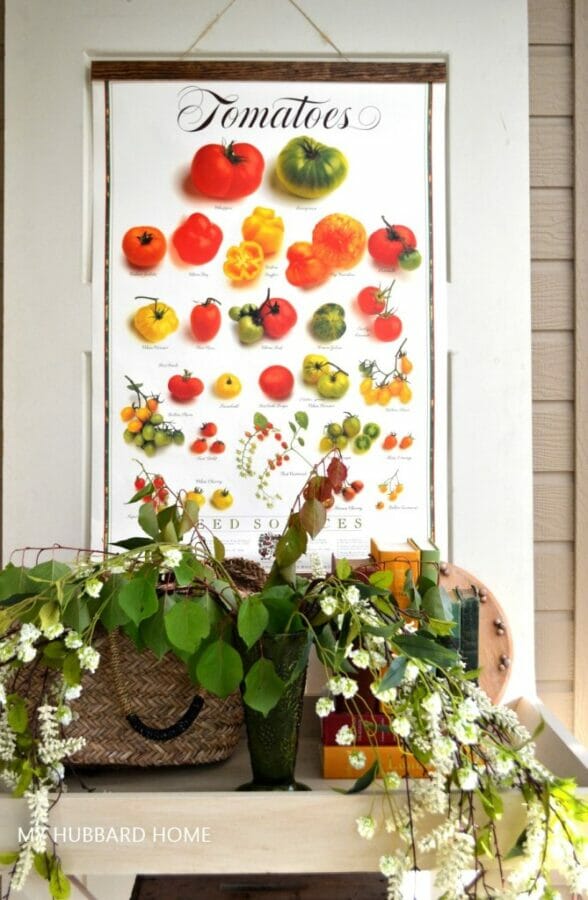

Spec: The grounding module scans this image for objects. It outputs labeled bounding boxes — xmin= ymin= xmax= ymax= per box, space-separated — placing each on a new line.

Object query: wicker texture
xmin=65 ymin=630 xmax=243 ymax=766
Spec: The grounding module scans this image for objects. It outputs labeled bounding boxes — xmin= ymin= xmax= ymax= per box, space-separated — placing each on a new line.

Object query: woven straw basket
xmin=31 ymin=558 xmax=268 ymax=767
xmin=64 ymin=629 xmax=244 ymax=766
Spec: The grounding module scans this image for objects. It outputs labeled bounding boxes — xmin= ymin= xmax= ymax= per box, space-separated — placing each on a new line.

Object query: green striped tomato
xmin=275 ymin=136 xmax=348 ymax=199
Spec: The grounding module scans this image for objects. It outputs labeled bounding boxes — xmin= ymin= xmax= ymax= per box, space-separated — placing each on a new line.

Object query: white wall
xmin=3 ymin=0 xmax=533 ymax=697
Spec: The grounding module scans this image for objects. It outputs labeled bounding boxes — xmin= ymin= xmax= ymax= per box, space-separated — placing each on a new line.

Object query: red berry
xmin=283 ymin=455 xmax=290 ymax=461
xmin=134 ymin=477 xmax=146 ymax=490
xmin=153 ymin=476 xmax=165 ymax=489
xmin=157 ymin=488 xmax=169 ymax=501
xmin=281 ymin=441 xmax=288 ymax=449
xmin=275 ymin=432 xmax=282 ymax=440
xmin=350 ymin=480 xmax=364 ymax=493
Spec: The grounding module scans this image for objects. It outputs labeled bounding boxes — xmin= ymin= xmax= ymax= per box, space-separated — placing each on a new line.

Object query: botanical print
xmin=91 ymin=76 xmax=446 ymax=558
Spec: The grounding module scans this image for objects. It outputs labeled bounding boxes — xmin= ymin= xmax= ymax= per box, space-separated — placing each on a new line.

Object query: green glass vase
xmin=238 ymin=631 xmax=311 ymax=791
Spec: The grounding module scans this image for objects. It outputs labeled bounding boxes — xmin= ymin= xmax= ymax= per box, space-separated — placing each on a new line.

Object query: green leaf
xmin=334 ymin=761 xmax=379 ymax=795
xmin=243 ymin=658 xmax=285 ymax=716
xmin=213 ymin=536 xmax=225 ymax=562
xmin=369 ymin=569 xmax=393 ymax=590
xmin=474 ymin=825 xmax=493 ymax=858
xmin=63 ymin=651 xmax=81 ymax=686
xmin=140 ymin=607 xmax=171 ymax=660
xmin=29 ymin=561 xmax=71 ymax=583
xmin=253 ymin=412 xmax=269 ymax=430
xmin=179 ymin=499 xmax=200 ymax=537
xmin=7 ymin=696 xmax=28 ymax=734
xmin=39 ymin=601 xmax=61 ymax=629
xmin=138 ymin=501 xmax=160 ymax=540
xmin=0 ymin=563 xmax=37 ymax=602
xmin=99 ymin=575 xmax=130 ymax=631
xmin=196 ymin=640 xmax=243 ymax=698
xmin=425 ymin=618 xmax=456 ymax=637
xmin=164 ymin=598 xmax=210 ymax=654
xmin=505 ymin=828 xmax=527 ymax=860
xmin=297 ymin=437 xmax=305 ymax=446
xmin=477 ymin=784 xmax=504 ymax=821
xmin=378 ymin=656 xmax=407 ymax=690
xmin=284 ymin=631 xmax=313 ymax=686
xmin=61 ymin=599 xmax=91 ymax=633
xmin=294 ymin=411 xmax=309 ymax=429
xmin=260 ymin=586 xmax=298 ymax=634
xmin=393 ymin=634 xmax=458 ymax=668
xmin=13 ymin=761 xmax=33 ymax=798
xmin=299 ymin=498 xmax=327 ymax=540
xmin=422 ymin=586 xmax=454 ymax=622
xmin=43 ymin=640 xmax=66 ymax=661
xmin=335 ymin=558 xmax=352 ymax=580
xmin=34 ymin=852 xmax=52 ymax=879
xmin=127 ymin=482 xmax=155 ymax=503
xmin=275 ymin=519 xmax=307 ymax=569
xmin=110 ymin=537 xmax=154 ymax=551
xmin=118 ymin=571 xmax=158 ymax=626
xmin=173 ymin=560 xmax=196 ymax=588
xmin=49 ymin=861 xmax=71 ymax=899
xmin=0 ymin=851 xmax=20 ymax=866
xmin=237 ymin=596 xmax=269 ymax=649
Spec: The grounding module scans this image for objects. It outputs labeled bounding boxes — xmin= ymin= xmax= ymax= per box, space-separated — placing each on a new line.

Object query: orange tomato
xmin=399 ymin=434 xmax=414 ymax=450
xmin=126 ymin=419 xmax=143 ymax=434
xmin=285 ymin=241 xmax=331 ymax=287
xmin=388 ymin=379 xmax=403 ymax=397
xmin=223 ymin=241 xmax=264 ymax=284
xmin=377 ymin=386 xmax=392 ymax=406
xmin=400 ymin=355 xmax=413 ymax=375
xmin=312 ymin=214 xmax=367 ymax=270
xmin=120 ymin=406 xmax=135 ymax=422
xmin=399 ymin=383 xmax=413 ymax=404
xmin=135 ymin=407 xmax=152 ymax=422
xmin=122 ymin=226 xmax=167 ymax=268
xmin=146 ymin=398 xmax=159 ymax=413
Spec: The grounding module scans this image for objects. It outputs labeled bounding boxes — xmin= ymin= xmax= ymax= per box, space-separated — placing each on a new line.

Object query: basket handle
xmin=108 ymin=631 xmax=204 ymax=742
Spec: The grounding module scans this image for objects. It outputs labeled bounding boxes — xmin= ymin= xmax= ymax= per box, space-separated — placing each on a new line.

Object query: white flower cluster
xmin=37 ymin=704 xmax=85 ymax=767
xmin=315 ymin=697 xmax=335 ymax=718
xmin=328 ymin=675 xmax=358 ymax=699
xmin=308 ymin=552 xmax=326 ymax=579
xmin=0 ymin=708 xmax=17 ymax=762
xmin=161 ymin=547 xmax=183 ymax=569
xmin=25 ymin=783 xmax=50 ymax=853
xmin=84 ymin=577 xmax=103 ymax=598
xmin=78 ymin=645 xmax=100 ymax=673
xmin=356 ymin=815 xmax=377 ymax=840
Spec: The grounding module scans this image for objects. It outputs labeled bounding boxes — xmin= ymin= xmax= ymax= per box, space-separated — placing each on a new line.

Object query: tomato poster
xmin=91 ymin=62 xmax=447 ymax=564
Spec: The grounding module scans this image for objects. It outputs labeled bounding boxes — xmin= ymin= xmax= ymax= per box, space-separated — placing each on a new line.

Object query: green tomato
xmin=123 ymin=429 xmax=134 ymax=444
xmin=238 ymin=314 xmax=264 ymax=345
xmin=326 ymin=422 xmax=343 ymax=439
xmin=150 ymin=413 xmax=164 ymax=425
xmin=399 ymin=249 xmax=422 ymax=271
xmin=353 ymin=434 xmax=372 ymax=454
xmin=172 ymin=430 xmax=185 ymax=445
xmin=228 ymin=306 xmax=242 ymax=322
xmin=142 ymin=424 xmax=155 ymax=442
xmin=342 ymin=414 xmax=361 ymax=438
xmin=276 ymin=136 xmax=349 ymax=199
xmin=316 ymin=371 xmax=350 ymax=400
xmin=363 ymin=422 xmax=381 ymax=440
xmin=310 ymin=303 xmax=347 ymax=342
xmin=143 ymin=441 xmax=156 ymax=457
xmin=154 ymin=430 xmax=169 ymax=447
xmin=333 ymin=435 xmax=349 ymax=450
xmin=133 ymin=434 xmax=144 ymax=447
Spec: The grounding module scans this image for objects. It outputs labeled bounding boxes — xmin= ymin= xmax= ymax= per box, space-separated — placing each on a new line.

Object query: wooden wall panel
xmin=529 ymin=46 xmax=573 ymax=116
xmin=530 ymin=188 xmax=574 ymax=259
xmin=531 ymin=260 xmax=574 ymax=330
xmin=530 ymin=118 xmax=573 ymax=187
xmin=535 ymin=612 xmax=574 ymax=679
xmin=532 ymin=401 xmax=573 ymax=471
xmin=531 ymin=331 xmax=574 ymax=400
xmin=533 ymin=473 xmax=574 ymax=541
xmin=534 ymin=541 xmax=574 ymax=610
xmin=528 ymin=0 xmax=572 ymax=44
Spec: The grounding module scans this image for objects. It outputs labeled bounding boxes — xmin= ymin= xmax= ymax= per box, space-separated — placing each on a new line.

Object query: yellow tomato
xmin=120 ymin=406 xmax=135 ymax=422
xmin=186 ymin=489 xmax=206 ymax=508
xmin=126 ymin=419 xmax=143 ymax=434
xmin=377 ymin=386 xmax=392 ymax=406
xmin=214 ymin=373 xmax=242 ymax=399
xmin=241 ymin=207 xmax=284 ymax=255
xmin=303 ymin=354 xmax=330 ymax=385
xmin=388 ymin=379 xmax=403 ymax=397
xmin=359 ymin=377 xmax=373 ymax=396
xmin=210 ymin=488 xmax=234 ymax=510
xmin=319 ymin=436 xmax=334 ymax=452
xmin=399 ymin=383 xmax=413 ymax=405
xmin=400 ymin=355 xmax=413 ymax=375
xmin=135 ymin=407 xmax=151 ymax=422
xmin=133 ymin=298 xmax=179 ymax=343
xmin=223 ymin=241 xmax=264 ymax=284
xmin=364 ymin=388 xmax=380 ymax=405
xmin=396 ymin=483 xmax=404 ymax=494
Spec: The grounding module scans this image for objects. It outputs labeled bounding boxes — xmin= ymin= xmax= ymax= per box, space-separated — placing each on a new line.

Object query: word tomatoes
xmin=173 ymin=213 xmax=222 ymax=265
xmin=122 ymin=226 xmax=167 ymax=268
xmin=191 ymin=141 xmax=265 ymax=200
xmin=168 ymin=371 xmax=204 ymax=402
xmin=190 ymin=298 xmax=222 ymax=342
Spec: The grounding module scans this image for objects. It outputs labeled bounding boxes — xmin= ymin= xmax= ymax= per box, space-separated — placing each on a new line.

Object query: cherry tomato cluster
xmin=357 ymin=281 xmax=403 ymax=343
xmin=190 ymin=422 xmax=226 ymax=455
xmin=120 ymin=378 xmax=184 ymax=457
xmin=358 ymin=346 xmax=413 ymax=408
xmin=319 ymin=414 xmax=381 ymax=455
xmin=375 ymin=470 xmax=405 ymax=508
xmin=134 ymin=474 xmax=169 ymax=510
xmin=382 ymin=433 xmax=415 ymax=452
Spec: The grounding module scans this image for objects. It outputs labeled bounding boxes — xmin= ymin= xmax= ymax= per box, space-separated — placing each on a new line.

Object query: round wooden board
xmin=439 ymin=563 xmax=513 ymax=704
